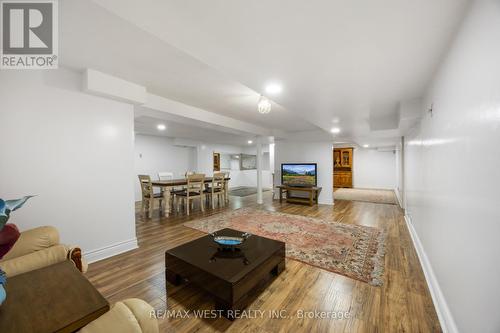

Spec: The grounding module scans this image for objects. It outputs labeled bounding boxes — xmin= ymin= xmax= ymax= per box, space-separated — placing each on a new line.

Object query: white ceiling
xmin=64 ymin=1 xmax=470 ymax=147
xmin=59 ymin=1 xmax=316 ymax=133
xmin=134 ymin=106 xmax=276 ymax=146
xmin=135 ymin=115 xmax=255 ymax=146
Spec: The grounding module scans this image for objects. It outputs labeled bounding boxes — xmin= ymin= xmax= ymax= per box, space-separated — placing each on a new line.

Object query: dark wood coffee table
xmin=0 ymin=261 xmax=109 ymax=333
xmin=165 ymin=228 xmax=285 ymax=319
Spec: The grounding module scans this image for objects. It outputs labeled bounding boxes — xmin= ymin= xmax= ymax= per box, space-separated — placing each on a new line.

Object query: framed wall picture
xmin=240 ymin=154 xmax=256 ymax=170
xmin=213 ymin=152 xmax=221 ymax=171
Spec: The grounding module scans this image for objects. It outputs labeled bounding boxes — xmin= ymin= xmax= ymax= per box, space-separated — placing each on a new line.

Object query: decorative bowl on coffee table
xmin=210 ymin=231 xmax=251 ymax=250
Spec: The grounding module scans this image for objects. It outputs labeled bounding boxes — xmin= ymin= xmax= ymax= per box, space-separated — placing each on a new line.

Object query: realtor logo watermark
xmin=1 ymin=0 xmax=58 ymax=69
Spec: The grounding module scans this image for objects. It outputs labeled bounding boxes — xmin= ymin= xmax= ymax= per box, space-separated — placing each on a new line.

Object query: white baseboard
xmin=394 ymin=188 xmax=403 ymax=208
xmin=84 ymin=238 xmax=138 ymax=264
xmin=404 ymin=215 xmax=459 ymax=333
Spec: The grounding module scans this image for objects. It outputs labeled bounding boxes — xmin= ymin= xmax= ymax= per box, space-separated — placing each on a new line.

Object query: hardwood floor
xmin=85 ymin=193 xmax=441 ymax=333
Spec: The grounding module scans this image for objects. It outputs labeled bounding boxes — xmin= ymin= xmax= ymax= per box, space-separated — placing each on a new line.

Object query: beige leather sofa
xmin=0 ymin=226 xmax=159 ymax=333
xmin=0 ymin=226 xmax=86 ymax=277
xmin=79 ymin=298 xmax=158 ymax=333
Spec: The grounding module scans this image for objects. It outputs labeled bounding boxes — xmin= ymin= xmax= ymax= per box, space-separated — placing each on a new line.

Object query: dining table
xmin=151 ymin=176 xmax=230 ymax=216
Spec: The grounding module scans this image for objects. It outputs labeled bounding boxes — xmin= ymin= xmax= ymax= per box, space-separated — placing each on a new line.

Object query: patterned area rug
xmin=334 ymin=188 xmax=397 ymax=205
xmin=184 ymin=208 xmax=386 ymax=286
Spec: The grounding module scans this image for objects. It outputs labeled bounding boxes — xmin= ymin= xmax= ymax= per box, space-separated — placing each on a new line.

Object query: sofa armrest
xmin=79 ymin=298 xmax=158 ymax=333
xmin=1 ymin=226 xmax=60 ymax=261
xmin=0 ymin=244 xmax=67 ymax=277
xmin=66 ymin=246 xmax=88 ymax=273
xmin=121 ymin=299 xmax=159 ymax=333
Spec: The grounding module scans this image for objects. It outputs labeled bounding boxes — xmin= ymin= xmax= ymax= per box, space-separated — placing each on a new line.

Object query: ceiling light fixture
xmin=157 ymin=124 xmax=166 ymax=131
xmin=247 ymin=140 xmax=253 ymax=144
xmin=330 ymin=127 xmax=340 ymax=134
xmin=363 ymin=144 xmax=369 ymax=148
xmin=265 ymin=83 xmax=282 ymax=95
xmin=257 ymin=95 xmax=271 ymax=114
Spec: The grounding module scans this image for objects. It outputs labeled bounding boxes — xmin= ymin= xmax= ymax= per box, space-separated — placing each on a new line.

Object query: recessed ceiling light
xmin=330 ymin=127 xmax=341 ymax=134
xmin=247 ymin=140 xmax=253 ymax=144
xmin=157 ymin=124 xmax=166 ymax=131
xmin=265 ymin=83 xmax=282 ymax=95
xmin=363 ymin=144 xmax=369 ymax=148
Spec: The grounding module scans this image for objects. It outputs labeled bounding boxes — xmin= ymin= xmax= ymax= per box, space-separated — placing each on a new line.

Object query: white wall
xmin=353 ymin=148 xmax=396 ymax=190
xmin=404 ymin=1 xmax=500 ymax=332
xmin=134 ymin=134 xmax=196 ymax=201
xmin=0 ymin=69 xmax=137 ymax=262
xmin=196 ymin=143 xmax=273 ymax=189
xmin=274 ymin=140 xmax=333 ymax=204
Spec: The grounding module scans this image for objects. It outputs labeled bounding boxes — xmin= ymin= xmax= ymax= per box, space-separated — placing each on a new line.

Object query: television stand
xmin=276 ymin=185 xmax=322 ymax=206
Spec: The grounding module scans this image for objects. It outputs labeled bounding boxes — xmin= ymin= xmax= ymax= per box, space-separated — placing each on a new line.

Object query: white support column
xmin=256 ymin=137 xmax=263 ymax=204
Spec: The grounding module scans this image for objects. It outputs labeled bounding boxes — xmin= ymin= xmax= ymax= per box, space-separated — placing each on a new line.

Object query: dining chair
xmin=204 ymin=172 xmax=226 ymax=209
xmin=185 ymin=171 xmax=196 ymax=177
xmin=176 ymin=173 xmax=205 ymax=216
xmin=158 ymin=171 xmax=174 ymax=180
xmin=158 ymin=171 xmax=185 ymax=209
xmin=138 ymin=175 xmax=164 ymax=218
xmin=182 ymin=171 xmax=197 ymax=198
xmin=182 ymin=171 xmax=196 ymax=196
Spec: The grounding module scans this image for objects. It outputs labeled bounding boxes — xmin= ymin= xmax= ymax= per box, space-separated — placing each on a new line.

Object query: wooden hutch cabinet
xmin=333 ymin=148 xmax=353 ymax=188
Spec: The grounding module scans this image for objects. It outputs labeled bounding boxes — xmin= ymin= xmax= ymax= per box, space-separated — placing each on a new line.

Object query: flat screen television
xmin=281 ymin=163 xmax=317 ymax=187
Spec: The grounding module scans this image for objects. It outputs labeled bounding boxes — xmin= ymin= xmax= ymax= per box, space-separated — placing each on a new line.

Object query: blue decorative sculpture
xmin=0 ymin=270 xmax=6 ymax=305
xmin=0 ymin=196 xmax=34 ymax=229
xmin=0 ymin=196 xmax=34 ymax=306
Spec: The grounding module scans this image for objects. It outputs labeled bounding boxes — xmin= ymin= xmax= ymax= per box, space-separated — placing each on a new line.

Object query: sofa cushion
xmin=122 ymin=299 xmax=159 ymax=333
xmin=79 ymin=301 xmax=143 ymax=333
xmin=0 ymin=244 xmax=67 ymax=277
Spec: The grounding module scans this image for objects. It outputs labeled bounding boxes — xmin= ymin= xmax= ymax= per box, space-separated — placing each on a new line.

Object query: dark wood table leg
xmin=271 ymin=260 xmax=286 ymax=276
xmin=215 ymin=300 xmax=236 ymax=321
xmin=279 ymin=188 xmax=283 ymax=203
xmin=166 ymin=269 xmax=182 ymax=286
xmin=214 ymin=259 xmax=285 ymax=321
